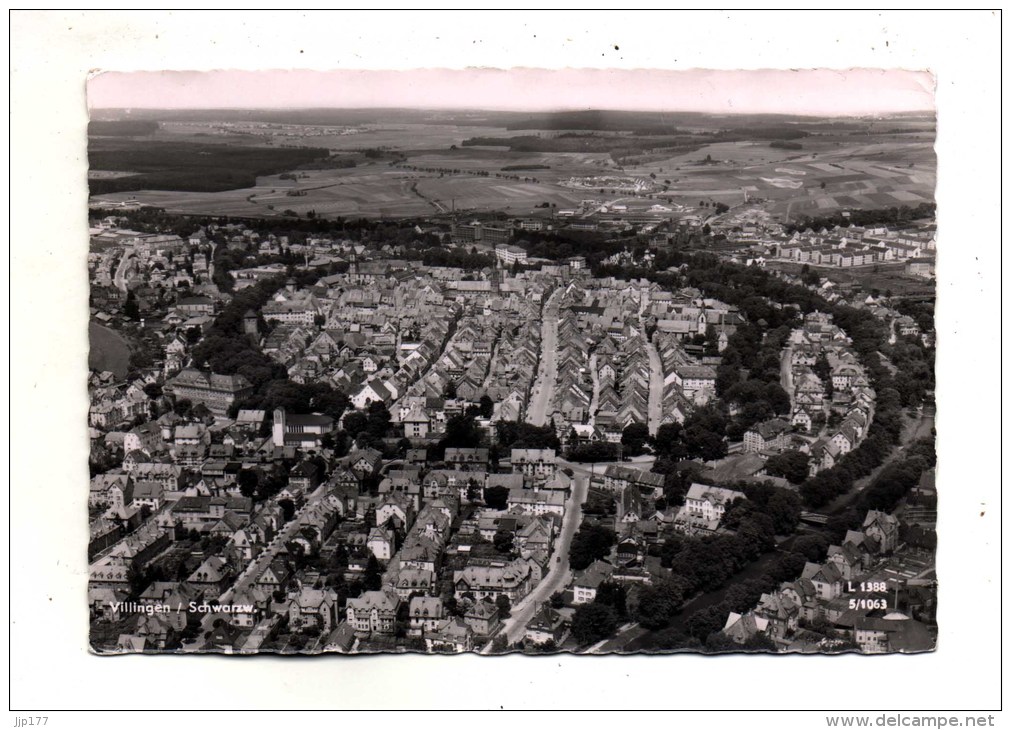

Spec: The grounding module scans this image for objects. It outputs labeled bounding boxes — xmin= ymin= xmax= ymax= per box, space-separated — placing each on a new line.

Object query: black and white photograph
xmin=9 ymin=8 xmax=1003 ymax=718
xmin=83 ymin=68 xmax=939 ymax=658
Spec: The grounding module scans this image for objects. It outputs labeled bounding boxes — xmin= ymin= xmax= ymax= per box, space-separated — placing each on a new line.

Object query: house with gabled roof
xmin=753 ymin=592 xmax=800 ymax=639
xmin=408 ymin=596 xmax=444 ymax=637
xmin=572 ymin=560 xmax=615 ymax=605
xmin=453 ymin=559 xmax=533 ymax=602
xmin=862 ymin=510 xmax=899 ymax=554
xmin=346 ymin=588 xmax=401 ymax=637
xmin=394 ymin=568 xmax=436 ymax=600
xmin=425 ymin=616 xmax=474 ymax=653
xmin=187 ymin=556 xmax=233 ymax=600
xmin=287 ymin=586 xmax=340 ymax=633
xmin=801 ymin=561 xmax=845 ymax=601
xmin=675 ymin=483 xmax=745 ymax=533
xmin=525 ymin=604 xmax=567 ymax=646
xmin=721 ymin=611 xmax=771 ymax=645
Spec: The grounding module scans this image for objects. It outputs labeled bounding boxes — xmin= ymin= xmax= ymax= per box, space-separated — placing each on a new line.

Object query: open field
xmin=88 ymin=115 xmax=935 ymax=221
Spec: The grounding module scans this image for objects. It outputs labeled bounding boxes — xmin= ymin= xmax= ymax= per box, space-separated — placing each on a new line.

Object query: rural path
xmin=583 ymin=622 xmax=641 ymax=654
xmin=481 ymin=473 xmax=589 ymax=652
xmin=525 ymin=288 xmax=563 ymax=427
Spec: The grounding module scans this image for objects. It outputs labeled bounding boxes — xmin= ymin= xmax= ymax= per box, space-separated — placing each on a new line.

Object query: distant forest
xmin=88 ymin=120 xmax=160 ymax=136
xmin=88 ymin=139 xmax=329 ymax=194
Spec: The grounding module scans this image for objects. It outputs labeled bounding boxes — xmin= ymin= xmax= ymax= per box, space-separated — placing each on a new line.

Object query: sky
xmin=87 ymin=68 xmax=935 ymax=116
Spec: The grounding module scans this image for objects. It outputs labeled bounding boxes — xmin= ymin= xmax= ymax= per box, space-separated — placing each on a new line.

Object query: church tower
xmin=272 ymin=408 xmax=287 ymax=448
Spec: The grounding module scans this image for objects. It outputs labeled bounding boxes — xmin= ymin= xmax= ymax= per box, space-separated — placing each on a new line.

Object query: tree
xmin=633 ymin=578 xmax=686 ymax=629
xmin=441 ymin=413 xmax=484 ymax=450
xmin=620 ymin=423 xmax=650 ymax=457
xmin=568 ymin=524 xmax=616 ymax=571
xmin=764 ymin=450 xmax=810 ymax=485
xmin=237 ymin=469 xmax=259 ymax=498
xmin=651 ymin=422 xmax=685 ymax=459
xmin=594 ymin=581 xmax=628 ymax=619
xmin=571 ymin=603 xmax=618 ymax=645
xmin=278 ymin=498 xmax=296 ymax=522
xmin=484 ymin=485 xmax=510 ymax=510
xmin=478 ymin=395 xmax=494 ymax=418
xmin=492 ymin=530 xmax=515 ymax=554
xmin=685 ymin=605 xmax=728 ymax=641
xmin=363 ymin=554 xmax=383 ymax=591
xmin=813 ymin=352 xmax=834 ymax=397
xmin=123 ymin=291 xmax=140 ymax=320
xmin=792 ymin=533 xmax=830 ymax=562
xmin=495 ymin=594 xmax=512 ymax=619
xmin=342 ymin=411 xmax=369 ymax=439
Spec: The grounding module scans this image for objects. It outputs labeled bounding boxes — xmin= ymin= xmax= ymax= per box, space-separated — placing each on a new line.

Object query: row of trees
xmin=784 ymin=203 xmax=936 ymax=234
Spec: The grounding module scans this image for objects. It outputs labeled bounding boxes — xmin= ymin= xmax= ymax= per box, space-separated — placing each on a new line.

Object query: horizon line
xmin=89 ymin=105 xmax=938 ymax=118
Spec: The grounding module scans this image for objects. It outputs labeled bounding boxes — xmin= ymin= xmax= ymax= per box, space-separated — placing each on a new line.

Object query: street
xmin=780 ymin=345 xmax=794 ymax=408
xmin=588 ymin=352 xmax=600 ymax=426
xmin=183 ymin=483 xmax=329 ymax=651
xmin=482 ymin=473 xmax=589 ymax=651
xmin=525 ymin=288 xmax=563 ymax=427
xmin=113 ymin=249 xmax=134 ymax=293
xmin=645 ymin=336 xmax=664 ymax=436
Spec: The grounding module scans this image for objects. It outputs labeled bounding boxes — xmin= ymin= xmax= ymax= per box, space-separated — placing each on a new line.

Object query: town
xmin=87 ymin=186 xmax=937 ymax=655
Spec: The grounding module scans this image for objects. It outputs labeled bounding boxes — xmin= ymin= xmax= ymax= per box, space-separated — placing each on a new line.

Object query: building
xmin=271 ymin=408 xmax=335 ymax=449
xmin=743 ymin=418 xmax=792 ymax=453
xmin=862 ymin=510 xmax=900 ymax=554
xmin=453 ymin=560 xmax=533 ymax=602
xmin=165 ymin=369 xmax=254 ymax=416
xmin=495 ymin=244 xmax=528 ymax=267
xmin=854 ymin=613 xmax=935 ymax=654
xmin=402 ymin=404 xmax=431 ymax=439
xmin=510 ymin=448 xmax=558 ymax=479
xmin=904 ymin=257 xmax=936 ymax=279
xmin=675 ymin=483 xmax=746 ymax=532
xmin=525 ymin=604 xmax=567 ymax=646
xmin=345 ymin=588 xmax=401 ymax=637
xmin=572 ymin=560 xmax=615 ymax=605
xmin=506 ymin=488 xmax=566 ymax=517
xmin=408 ymin=596 xmax=444 ymax=637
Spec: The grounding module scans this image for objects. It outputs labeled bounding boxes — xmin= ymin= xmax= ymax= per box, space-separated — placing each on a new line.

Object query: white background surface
xmin=7 ymin=9 xmax=1004 ymax=715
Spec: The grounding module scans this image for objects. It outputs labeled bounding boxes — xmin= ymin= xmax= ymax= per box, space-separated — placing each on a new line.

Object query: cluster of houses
xmin=720 ymin=510 xmax=935 ymax=654
xmin=568 ymin=468 xmax=750 ymax=603
xmin=779 ymin=311 xmax=877 ymax=476
xmin=656 ymin=333 xmax=718 ymax=425
xmin=87 ymin=390 xmax=575 ymax=654
xmin=537 ymin=279 xmax=736 ymax=444
xmin=234 ymin=261 xmax=568 ymax=429
xmin=721 ymin=220 xmax=937 ymax=275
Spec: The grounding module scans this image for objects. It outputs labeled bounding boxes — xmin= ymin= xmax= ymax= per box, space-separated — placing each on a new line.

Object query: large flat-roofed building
xmin=166 ymin=368 xmax=253 ymax=415
xmin=495 ymin=244 xmax=528 ymax=267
